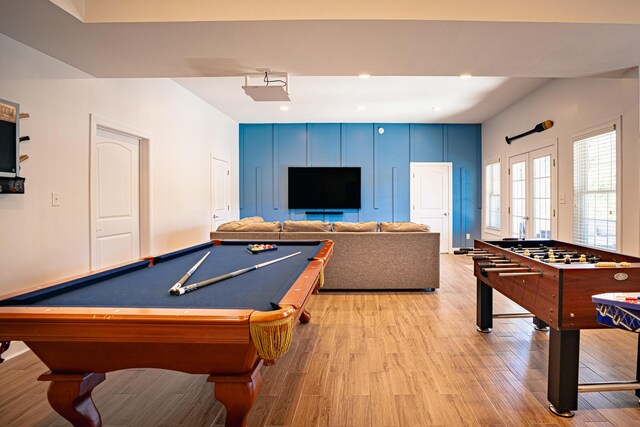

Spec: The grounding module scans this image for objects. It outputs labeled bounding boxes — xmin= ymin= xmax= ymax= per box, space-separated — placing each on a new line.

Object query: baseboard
xmin=2 ymin=341 xmax=29 ymax=361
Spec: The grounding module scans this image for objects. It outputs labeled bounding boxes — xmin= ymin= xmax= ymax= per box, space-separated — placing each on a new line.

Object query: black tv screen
xmin=0 ymin=99 xmax=18 ymax=177
xmin=288 ymin=167 xmax=361 ymax=209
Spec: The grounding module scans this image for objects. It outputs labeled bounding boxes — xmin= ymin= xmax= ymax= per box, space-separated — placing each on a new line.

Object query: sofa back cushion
xmin=333 ymin=221 xmax=378 ymax=232
xmin=217 ymin=221 xmax=282 ymax=232
xmin=238 ymin=216 xmax=264 ymax=223
xmin=379 ymin=221 xmax=430 ymax=232
xmin=283 ymin=220 xmax=332 ymax=232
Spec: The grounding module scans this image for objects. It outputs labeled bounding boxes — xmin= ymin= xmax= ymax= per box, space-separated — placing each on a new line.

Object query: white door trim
xmin=211 ymin=155 xmax=231 ymax=231
xmin=410 ymin=162 xmax=453 ymax=253
xmin=90 ymin=114 xmax=153 ymax=269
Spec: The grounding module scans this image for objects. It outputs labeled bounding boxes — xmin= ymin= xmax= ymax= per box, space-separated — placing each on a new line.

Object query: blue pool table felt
xmin=1 ymin=241 xmax=325 ymax=312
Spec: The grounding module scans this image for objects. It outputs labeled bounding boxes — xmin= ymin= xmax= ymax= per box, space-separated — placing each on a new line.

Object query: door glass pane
xmin=532 ymin=155 xmax=551 ymax=238
xmin=511 ymin=161 xmax=526 ymax=238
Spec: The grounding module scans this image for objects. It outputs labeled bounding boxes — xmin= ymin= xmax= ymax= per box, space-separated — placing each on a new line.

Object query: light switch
xmin=559 ymin=193 xmax=566 ymax=204
xmin=51 ymin=192 xmax=61 ymax=206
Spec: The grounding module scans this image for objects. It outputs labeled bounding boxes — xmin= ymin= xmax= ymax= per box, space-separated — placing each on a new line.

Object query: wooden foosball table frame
xmin=472 ymin=239 xmax=640 ymax=417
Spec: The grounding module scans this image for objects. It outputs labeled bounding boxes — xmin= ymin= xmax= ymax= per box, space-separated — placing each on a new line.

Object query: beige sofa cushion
xmin=379 ymin=222 xmax=430 ymax=232
xmin=283 ymin=220 xmax=332 ymax=232
xmin=217 ymin=221 xmax=281 ymax=232
xmin=238 ymin=216 xmax=264 ymax=223
xmin=333 ymin=221 xmax=378 ymax=232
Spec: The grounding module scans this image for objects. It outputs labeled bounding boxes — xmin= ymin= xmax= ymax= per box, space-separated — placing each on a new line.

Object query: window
xmin=485 ymin=161 xmax=500 ymax=230
xmin=573 ymin=125 xmax=617 ymax=250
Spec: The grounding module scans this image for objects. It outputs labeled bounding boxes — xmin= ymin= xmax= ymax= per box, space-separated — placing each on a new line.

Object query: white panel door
xmin=211 ymin=156 xmax=230 ymax=230
xmin=92 ymin=128 xmax=140 ymax=269
xmin=410 ymin=162 xmax=452 ymax=253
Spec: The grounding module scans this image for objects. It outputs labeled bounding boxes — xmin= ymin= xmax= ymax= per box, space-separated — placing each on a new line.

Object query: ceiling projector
xmin=242 ymin=70 xmax=290 ymax=102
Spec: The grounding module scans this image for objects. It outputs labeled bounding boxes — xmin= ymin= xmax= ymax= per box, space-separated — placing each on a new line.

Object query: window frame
xmin=571 ymin=118 xmax=622 ymax=251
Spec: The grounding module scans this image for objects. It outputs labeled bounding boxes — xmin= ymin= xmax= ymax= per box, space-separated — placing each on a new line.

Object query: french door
xmin=508 ymin=146 xmax=557 ymax=239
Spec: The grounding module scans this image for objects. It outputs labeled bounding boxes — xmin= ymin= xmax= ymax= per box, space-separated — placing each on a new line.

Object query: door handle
xmin=213 ymin=215 xmax=219 ymax=219
xmin=443 ymin=213 xmax=448 ymax=216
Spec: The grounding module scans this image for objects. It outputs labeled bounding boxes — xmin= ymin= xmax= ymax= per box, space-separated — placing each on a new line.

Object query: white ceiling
xmin=1 ymin=0 xmax=638 ymax=123
xmin=175 ymin=76 xmax=549 ymax=123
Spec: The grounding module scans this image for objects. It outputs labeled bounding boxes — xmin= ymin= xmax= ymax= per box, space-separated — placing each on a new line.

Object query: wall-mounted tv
xmin=0 ymin=99 xmax=19 ymax=178
xmin=288 ymin=167 xmax=361 ymax=209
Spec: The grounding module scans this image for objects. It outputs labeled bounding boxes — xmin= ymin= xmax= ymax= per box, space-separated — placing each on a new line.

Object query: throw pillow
xmin=283 ymin=220 xmax=332 ymax=232
xmin=333 ymin=221 xmax=378 ymax=232
xmin=379 ymin=222 xmax=430 ymax=232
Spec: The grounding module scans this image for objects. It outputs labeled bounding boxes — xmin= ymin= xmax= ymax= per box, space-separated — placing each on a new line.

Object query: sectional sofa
xmin=210 ymin=219 xmax=440 ymax=291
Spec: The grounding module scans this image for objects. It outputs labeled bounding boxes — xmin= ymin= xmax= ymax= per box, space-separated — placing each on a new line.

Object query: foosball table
xmin=471 ymin=239 xmax=640 ymax=417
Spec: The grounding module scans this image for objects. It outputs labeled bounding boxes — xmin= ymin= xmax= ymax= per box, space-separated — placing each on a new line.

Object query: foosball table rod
xmin=480 ymin=264 xmax=522 ymax=269
xmin=498 ymin=271 xmax=543 ymax=277
xmin=491 ymin=312 xmax=550 ymax=331
xmin=578 ymin=381 xmax=640 ymax=393
xmin=493 ymin=313 xmax=535 ymax=319
xmin=478 ymin=260 xmax=513 ymax=264
xmin=472 ymin=256 xmax=505 ymax=261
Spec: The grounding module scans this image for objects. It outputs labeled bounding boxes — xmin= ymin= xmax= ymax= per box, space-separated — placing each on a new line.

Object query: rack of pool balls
xmin=247 ymin=243 xmax=278 ymax=254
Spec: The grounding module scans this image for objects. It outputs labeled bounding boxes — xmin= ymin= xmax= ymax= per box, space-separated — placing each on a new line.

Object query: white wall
xmin=0 ymin=34 xmax=239 ymax=357
xmin=482 ymin=76 xmax=639 ymax=255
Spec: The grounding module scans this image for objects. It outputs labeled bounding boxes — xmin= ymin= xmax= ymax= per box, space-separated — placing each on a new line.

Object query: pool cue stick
xmin=169 ymin=251 xmax=301 ymax=296
xmin=168 ymin=251 xmax=210 ymax=295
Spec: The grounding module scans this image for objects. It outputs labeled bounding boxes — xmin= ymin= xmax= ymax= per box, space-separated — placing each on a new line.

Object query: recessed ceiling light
xmin=357 ymin=105 xmax=366 ymax=111
xmin=279 ymin=105 xmax=289 ymax=111
xmin=459 ymin=74 xmax=472 ymax=80
xmin=432 ymin=106 xmax=443 ymax=111
xmin=358 ymin=74 xmax=371 ymax=79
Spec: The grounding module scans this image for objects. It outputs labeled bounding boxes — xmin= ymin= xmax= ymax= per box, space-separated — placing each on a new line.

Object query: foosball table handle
xmin=498 ymin=271 xmax=543 ymax=277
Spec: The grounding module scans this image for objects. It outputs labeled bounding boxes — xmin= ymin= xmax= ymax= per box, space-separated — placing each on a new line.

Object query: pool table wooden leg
xmin=38 ymin=371 xmax=106 ymax=427
xmin=299 ymin=309 xmax=311 ymax=324
xmin=209 ymin=361 xmax=263 ymax=427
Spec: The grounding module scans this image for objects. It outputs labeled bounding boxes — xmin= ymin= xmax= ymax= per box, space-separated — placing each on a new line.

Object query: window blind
xmin=485 ymin=162 xmax=500 ymax=230
xmin=573 ymin=126 xmax=616 ymax=249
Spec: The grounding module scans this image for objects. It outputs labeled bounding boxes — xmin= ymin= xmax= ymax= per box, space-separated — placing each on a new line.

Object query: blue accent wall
xmin=240 ymin=123 xmax=481 ymax=247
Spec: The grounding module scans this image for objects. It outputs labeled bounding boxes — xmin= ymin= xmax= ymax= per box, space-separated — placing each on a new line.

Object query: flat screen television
xmin=288 ymin=167 xmax=361 ymax=209
xmin=0 ymin=99 xmax=19 ymax=178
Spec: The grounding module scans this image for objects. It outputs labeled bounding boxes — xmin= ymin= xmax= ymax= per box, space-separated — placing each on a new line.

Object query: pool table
xmin=0 ymin=239 xmax=333 ymax=427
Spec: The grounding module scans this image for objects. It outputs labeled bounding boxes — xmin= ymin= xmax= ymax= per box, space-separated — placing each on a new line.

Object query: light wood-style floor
xmin=2 ymin=254 xmax=640 ymax=426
